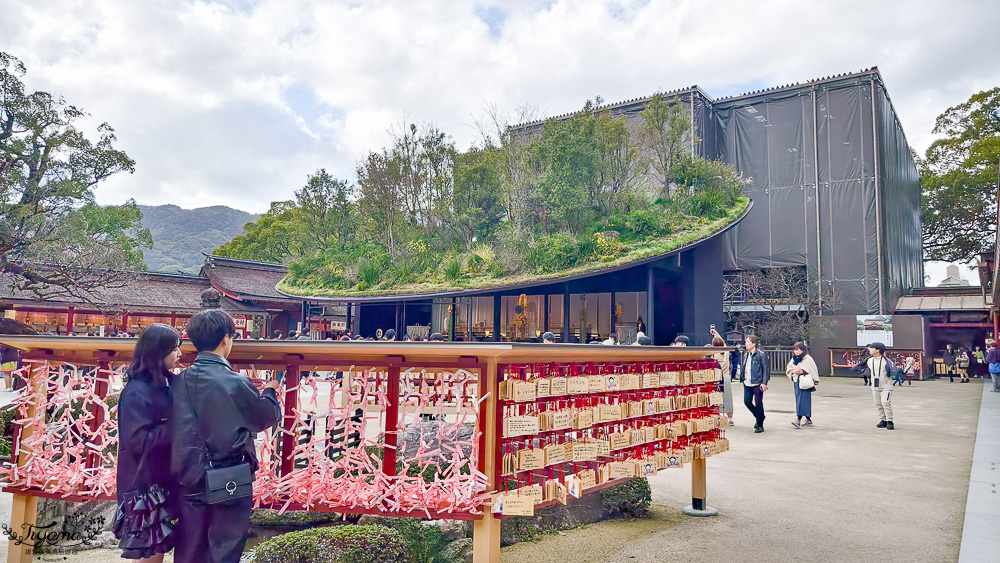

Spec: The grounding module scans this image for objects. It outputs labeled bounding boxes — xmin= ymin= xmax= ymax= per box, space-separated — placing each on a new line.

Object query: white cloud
xmin=1 ymin=0 xmax=997 ymax=215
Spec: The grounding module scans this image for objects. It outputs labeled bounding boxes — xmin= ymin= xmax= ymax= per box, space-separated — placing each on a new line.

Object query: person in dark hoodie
xmin=113 ymin=324 xmax=181 ymax=561
xmin=171 ymin=310 xmax=281 ymax=563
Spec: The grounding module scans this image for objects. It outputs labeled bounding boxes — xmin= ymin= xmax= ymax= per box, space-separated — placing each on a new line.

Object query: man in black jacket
xmin=172 ymin=310 xmax=282 ymax=563
xmin=739 ymin=335 xmax=770 ymax=433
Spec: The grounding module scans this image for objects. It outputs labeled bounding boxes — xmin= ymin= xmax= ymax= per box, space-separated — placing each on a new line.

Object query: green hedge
xmin=252 ymin=525 xmax=407 ymax=563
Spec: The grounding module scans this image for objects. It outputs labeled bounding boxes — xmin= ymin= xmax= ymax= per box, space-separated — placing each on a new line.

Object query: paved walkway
xmin=0 ymin=378 xmax=988 ymax=562
xmin=959 ymin=380 xmax=1000 ymax=562
xmin=502 ymin=376 xmax=983 ymax=563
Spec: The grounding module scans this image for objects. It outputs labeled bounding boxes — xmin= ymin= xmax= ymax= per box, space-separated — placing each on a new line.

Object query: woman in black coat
xmin=113 ymin=324 xmax=182 ymax=561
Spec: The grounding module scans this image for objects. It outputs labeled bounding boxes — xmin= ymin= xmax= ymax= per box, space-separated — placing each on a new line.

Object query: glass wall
xmin=432 ymin=290 xmax=646 ymax=343
xmin=432 ymin=297 xmax=495 ymax=341
xmin=547 ymin=295 xmax=564 ymax=338
xmin=500 ymin=295 xmax=544 ymax=341
xmin=431 ymin=299 xmax=451 ymax=339
xmin=613 ymin=292 xmax=648 ymax=344
xmin=568 ymin=293 xmax=612 ymax=343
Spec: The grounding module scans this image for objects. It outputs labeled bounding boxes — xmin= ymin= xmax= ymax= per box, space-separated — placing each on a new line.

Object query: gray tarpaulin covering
xmin=713 ymin=71 xmax=921 ymax=314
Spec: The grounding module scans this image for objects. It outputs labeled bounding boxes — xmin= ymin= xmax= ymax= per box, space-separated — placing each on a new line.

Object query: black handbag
xmin=184 ymin=375 xmax=254 ymax=504
xmin=205 ymin=460 xmax=253 ymax=504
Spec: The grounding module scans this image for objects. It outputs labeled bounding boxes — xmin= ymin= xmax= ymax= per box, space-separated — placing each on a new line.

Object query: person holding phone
xmin=171 ymin=310 xmax=282 ymax=563
xmin=709 ymin=329 xmax=734 ymax=426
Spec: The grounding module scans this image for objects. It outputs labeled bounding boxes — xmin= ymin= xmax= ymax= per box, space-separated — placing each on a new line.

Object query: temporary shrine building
xmin=292 ymin=68 xmax=921 ymax=347
xmin=295 ymin=208 xmax=748 ymax=346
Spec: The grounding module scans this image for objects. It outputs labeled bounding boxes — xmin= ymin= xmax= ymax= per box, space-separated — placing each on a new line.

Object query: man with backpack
xmin=865 ymin=342 xmax=896 ymax=430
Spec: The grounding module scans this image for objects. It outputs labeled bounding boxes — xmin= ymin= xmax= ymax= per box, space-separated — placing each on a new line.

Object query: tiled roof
xmin=0 ymin=271 xmax=210 ymax=312
xmin=201 ymin=255 xmax=293 ymax=301
xmin=1 ymin=270 xmax=271 ymax=314
xmin=895 ymin=295 xmax=993 ymax=312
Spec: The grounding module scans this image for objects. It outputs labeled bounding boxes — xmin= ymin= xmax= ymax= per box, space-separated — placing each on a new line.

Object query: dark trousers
xmin=175 ymin=495 xmax=252 ymax=563
xmin=743 ymin=384 xmax=766 ymax=427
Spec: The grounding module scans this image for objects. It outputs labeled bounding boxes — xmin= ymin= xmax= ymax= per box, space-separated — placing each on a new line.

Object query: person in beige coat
xmin=786 ymin=342 xmax=820 ymax=428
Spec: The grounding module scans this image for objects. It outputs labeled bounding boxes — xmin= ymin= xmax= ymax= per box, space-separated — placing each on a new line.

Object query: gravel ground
xmin=0 ymin=377 xmax=981 ymax=562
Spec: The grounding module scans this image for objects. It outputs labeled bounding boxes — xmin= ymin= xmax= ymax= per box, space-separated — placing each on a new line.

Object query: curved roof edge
xmin=278 ymin=199 xmax=754 ymax=304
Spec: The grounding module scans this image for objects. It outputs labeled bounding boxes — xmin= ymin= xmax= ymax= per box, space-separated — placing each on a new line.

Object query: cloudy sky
xmin=2 ymin=0 xmax=997 ymax=282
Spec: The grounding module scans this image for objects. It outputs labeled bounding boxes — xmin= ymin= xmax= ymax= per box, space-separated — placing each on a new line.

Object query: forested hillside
xmin=140 ymin=205 xmax=258 ymax=273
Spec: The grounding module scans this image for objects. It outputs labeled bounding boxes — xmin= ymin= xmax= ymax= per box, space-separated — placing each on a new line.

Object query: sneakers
xmin=728 ymin=418 xmax=734 ymax=427
xmin=886 ymin=422 xmax=895 ymax=430
xmin=754 ymin=427 xmax=764 ymax=433
xmin=876 ymin=420 xmax=887 ymax=428
xmin=791 ymin=420 xmax=801 ymax=428
xmin=802 ymin=420 xmax=813 ymax=427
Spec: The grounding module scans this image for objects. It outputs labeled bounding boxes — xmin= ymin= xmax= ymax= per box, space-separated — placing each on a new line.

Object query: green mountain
xmin=139 ymin=205 xmax=259 ymax=273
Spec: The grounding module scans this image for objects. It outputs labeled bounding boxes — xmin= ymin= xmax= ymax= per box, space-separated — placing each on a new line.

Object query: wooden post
xmin=382 ymin=356 xmax=403 ymax=476
xmin=8 ymin=360 xmax=46 ymax=563
xmin=682 ymin=457 xmax=717 ymax=516
xmin=86 ymin=353 xmax=114 ymax=468
xmin=280 ymin=355 xmax=302 ymax=476
xmin=473 ymin=358 xmax=501 ymax=563
xmin=7 ymin=494 xmax=39 ymax=563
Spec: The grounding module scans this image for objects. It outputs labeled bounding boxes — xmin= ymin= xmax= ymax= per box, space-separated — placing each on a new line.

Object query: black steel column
xmin=493 ymin=295 xmax=501 ymax=342
xmin=563 ymin=284 xmax=571 ymax=343
xmin=611 ymin=290 xmax=617 ymax=338
xmin=647 ymin=264 xmax=656 ymax=344
xmin=543 ymin=294 xmax=549 ymax=334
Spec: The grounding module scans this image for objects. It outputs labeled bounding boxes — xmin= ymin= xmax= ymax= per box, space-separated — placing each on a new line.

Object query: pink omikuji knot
xmin=0 ymin=362 xmax=490 ymax=517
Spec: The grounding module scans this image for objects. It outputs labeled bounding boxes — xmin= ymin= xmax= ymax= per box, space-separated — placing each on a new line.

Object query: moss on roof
xmin=277 ymin=197 xmax=748 ymax=299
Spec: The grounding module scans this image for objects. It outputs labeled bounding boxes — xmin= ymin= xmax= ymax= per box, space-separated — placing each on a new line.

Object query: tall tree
xmin=0 ymin=52 xmax=151 ymax=300
xmin=357 ymin=150 xmax=405 ymax=254
xmin=532 ymin=104 xmax=599 ymax=235
xmin=592 ymin=109 xmax=642 ymax=214
xmin=214 ymin=201 xmax=302 ymax=262
xmin=637 ymin=94 xmax=690 ymax=197
xmin=921 ymin=87 xmax=1000 ymax=262
xmin=295 ymin=169 xmax=355 ymax=253
xmin=448 ymin=147 xmax=504 ymax=249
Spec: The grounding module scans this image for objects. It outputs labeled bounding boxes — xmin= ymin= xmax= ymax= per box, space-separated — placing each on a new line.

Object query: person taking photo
xmin=171 ymin=310 xmax=282 ymax=563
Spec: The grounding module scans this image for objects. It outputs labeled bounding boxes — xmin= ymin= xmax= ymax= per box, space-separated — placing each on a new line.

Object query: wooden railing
xmin=0 ymin=337 xmax=728 ymax=563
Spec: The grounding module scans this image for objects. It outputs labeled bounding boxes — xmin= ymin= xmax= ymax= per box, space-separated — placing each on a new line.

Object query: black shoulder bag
xmin=184 ymin=374 xmax=254 ymax=504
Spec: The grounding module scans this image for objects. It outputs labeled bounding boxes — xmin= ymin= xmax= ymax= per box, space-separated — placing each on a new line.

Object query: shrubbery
xmin=600 ymin=478 xmax=652 ymax=518
xmin=252 ymin=525 xmax=407 ymax=563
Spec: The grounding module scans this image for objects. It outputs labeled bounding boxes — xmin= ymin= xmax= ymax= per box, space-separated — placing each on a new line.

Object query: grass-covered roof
xmin=277 ymin=197 xmax=749 ymax=299
xmin=216 ymin=96 xmax=751 ymax=301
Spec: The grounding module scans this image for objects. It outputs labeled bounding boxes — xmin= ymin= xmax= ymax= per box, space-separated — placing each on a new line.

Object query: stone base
xmin=682 ymin=504 xmax=719 ymax=517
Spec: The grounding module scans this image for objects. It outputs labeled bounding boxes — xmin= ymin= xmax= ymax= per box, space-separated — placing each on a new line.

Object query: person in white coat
xmin=786 ymin=342 xmax=820 ymax=428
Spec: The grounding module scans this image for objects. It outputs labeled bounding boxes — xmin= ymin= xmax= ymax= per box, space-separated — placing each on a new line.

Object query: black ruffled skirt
xmin=113 ymin=484 xmax=176 ymax=559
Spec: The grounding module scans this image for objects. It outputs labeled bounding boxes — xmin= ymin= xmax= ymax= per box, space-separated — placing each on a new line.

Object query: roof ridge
xmin=206 ymin=254 xmax=287 ymax=271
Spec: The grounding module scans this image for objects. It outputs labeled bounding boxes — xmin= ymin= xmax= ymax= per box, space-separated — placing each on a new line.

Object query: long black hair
xmin=128 ymin=323 xmax=181 ymax=383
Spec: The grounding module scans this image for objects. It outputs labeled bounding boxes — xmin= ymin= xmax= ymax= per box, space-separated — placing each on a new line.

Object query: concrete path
xmin=959 ymin=380 xmax=1000 ymax=562
xmin=502 ymin=376 xmax=982 ymax=563
xmin=0 ymin=378 xmax=986 ymax=562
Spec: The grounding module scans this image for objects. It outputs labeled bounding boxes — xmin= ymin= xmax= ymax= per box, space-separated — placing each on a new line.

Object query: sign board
xmin=856 ymin=315 xmax=893 ymax=347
